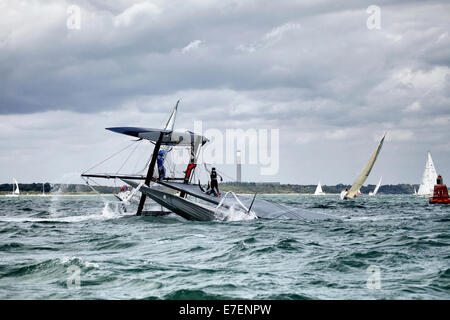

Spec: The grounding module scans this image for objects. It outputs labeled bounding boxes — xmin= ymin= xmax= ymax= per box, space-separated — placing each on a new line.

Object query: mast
xmin=136 ymin=132 xmax=166 ymax=216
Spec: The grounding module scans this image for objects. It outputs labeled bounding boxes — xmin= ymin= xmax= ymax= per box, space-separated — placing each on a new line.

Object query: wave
xmin=2 ymin=256 xmax=99 ymax=279
xmin=0 ymin=202 xmax=126 ymax=224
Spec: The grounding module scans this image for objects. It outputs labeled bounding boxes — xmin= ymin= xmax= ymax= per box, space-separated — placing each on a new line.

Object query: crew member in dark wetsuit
xmin=209 ymin=167 xmax=223 ymax=197
xmin=157 ymin=150 xmax=166 ymax=181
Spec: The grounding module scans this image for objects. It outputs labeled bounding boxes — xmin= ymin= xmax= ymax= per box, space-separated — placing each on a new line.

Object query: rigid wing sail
xmin=106 ymin=127 xmax=209 ymax=147
xmin=341 ymin=133 xmax=386 ymax=200
xmin=106 ymin=100 xmax=208 ymax=148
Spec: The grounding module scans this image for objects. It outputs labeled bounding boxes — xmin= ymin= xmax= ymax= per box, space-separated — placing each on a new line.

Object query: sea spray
xmin=215 ymin=204 xmax=258 ymax=221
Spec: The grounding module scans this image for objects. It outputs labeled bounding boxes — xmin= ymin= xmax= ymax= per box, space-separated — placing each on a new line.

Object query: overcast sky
xmin=1 ymin=0 xmax=449 ymax=186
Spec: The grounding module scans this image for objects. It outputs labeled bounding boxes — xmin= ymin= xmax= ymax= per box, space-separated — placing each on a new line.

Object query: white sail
xmin=417 ymin=152 xmax=437 ymax=197
xmin=369 ymin=176 xmax=382 ymax=196
xmin=344 ymin=133 xmax=386 ymax=199
xmin=314 ymin=181 xmax=325 ymax=195
xmin=13 ymin=178 xmax=20 ymax=195
xmin=6 ymin=178 xmax=20 ymax=197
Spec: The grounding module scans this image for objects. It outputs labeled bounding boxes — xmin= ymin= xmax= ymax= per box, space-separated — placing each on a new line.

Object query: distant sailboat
xmin=314 ymin=181 xmax=325 ymax=195
xmin=369 ymin=176 xmax=382 ymax=196
xmin=417 ymin=152 xmax=437 ymax=197
xmin=40 ymin=183 xmax=47 ymax=197
xmin=414 ymin=187 xmax=417 ymax=195
xmin=340 ymin=133 xmax=386 ymax=200
xmin=5 ymin=178 xmax=20 ymax=197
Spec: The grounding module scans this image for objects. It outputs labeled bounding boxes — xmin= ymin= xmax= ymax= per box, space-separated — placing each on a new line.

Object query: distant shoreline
xmin=1 ymin=182 xmax=442 ymax=195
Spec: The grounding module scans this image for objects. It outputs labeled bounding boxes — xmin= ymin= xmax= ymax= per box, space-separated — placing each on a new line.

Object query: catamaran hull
xmin=125 ymin=181 xmax=217 ymax=221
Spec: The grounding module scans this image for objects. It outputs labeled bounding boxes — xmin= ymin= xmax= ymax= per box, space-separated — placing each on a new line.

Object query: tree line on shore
xmin=220 ymin=182 xmax=420 ymax=194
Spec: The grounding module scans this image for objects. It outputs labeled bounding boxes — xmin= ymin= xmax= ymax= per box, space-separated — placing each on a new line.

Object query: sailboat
xmin=81 ymin=102 xmax=337 ymax=221
xmin=417 ymin=152 xmax=438 ymax=197
xmin=5 ymin=178 xmax=20 ymax=197
xmin=340 ymin=133 xmax=386 ymax=200
xmin=314 ymin=181 xmax=325 ymax=195
xmin=369 ymin=176 xmax=382 ymax=196
xmin=40 ymin=183 xmax=47 ymax=197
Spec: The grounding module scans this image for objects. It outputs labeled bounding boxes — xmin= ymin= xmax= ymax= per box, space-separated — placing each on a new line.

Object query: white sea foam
xmin=59 ymin=256 xmax=100 ymax=268
xmin=215 ymin=205 xmax=258 ymax=221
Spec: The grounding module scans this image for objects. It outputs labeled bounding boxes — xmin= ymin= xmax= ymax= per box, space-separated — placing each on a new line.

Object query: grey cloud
xmin=0 ymin=0 xmax=449 ymax=184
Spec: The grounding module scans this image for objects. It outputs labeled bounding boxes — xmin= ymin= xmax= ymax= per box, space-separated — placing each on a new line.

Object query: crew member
xmin=209 ymin=167 xmax=223 ymax=197
xmin=157 ymin=150 xmax=166 ymax=181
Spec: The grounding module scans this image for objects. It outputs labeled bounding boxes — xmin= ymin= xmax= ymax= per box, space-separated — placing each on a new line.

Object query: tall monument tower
xmin=236 ymin=150 xmax=242 ymax=183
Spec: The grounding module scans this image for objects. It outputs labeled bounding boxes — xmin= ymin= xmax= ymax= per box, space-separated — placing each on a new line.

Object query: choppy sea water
xmin=0 ymin=194 xmax=448 ymax=300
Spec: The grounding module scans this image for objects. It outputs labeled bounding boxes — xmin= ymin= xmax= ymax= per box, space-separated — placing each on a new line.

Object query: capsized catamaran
xmin=369 ymin=176 xmax=382 ymax=196
xmin=5 ymin=178 xmax=20 ymax=197
xmin=313 ymin=181 xmax=325 ymax=195
xmin=81 ymin=102 xmax=337 ymax=221
xmin=417 ymin=152 xmax=438 ymax=197
xmin=340 ymin=133 xmax=386 ymax=200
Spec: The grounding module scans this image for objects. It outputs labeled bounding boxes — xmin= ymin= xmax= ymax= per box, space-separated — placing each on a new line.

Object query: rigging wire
xmin=115 ymin=140 xmax=142 ymax=174
xmin=131 ymin=142 xmax=150 ymax=175
xmin=81 ymin=140 xmax=141 ymax=175
xmin=82 ymin=176 xmax=115 ymax=203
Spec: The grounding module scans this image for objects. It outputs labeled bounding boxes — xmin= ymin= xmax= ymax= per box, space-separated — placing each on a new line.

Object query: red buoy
xmin=429 ymin=175 xmax=450 ymax=204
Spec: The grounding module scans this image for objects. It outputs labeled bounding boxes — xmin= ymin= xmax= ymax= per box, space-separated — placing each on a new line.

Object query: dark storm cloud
xmin=1 ymin=0 xmax=448 ymax=117
xmin=1 ymin=0 xmax=449 ymax=184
